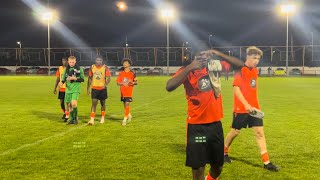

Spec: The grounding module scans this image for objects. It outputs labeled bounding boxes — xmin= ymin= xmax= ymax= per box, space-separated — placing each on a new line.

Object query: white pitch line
xmin=0 ymin=124 xmax=86 ymax=156
xmin=0 ymin=91 xmax=184 ymax=156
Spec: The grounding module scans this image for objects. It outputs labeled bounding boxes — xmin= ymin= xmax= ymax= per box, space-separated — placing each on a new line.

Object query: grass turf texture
xmin=0 ymin=76 xmax=319 ymax=179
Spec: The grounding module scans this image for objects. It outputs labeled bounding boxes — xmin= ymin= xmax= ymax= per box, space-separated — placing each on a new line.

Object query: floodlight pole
xmin=285 ymin=13 xmax=289 ymax=76
xmin=18 ymin=42 xmax=22 ymax=66
xmin=311 ymin=32 xmax=314 ymax=62
xmin=166 ymin=17 xmax=169 ymax=76
xmin=47 ymin=20 xmax=51 ymax=75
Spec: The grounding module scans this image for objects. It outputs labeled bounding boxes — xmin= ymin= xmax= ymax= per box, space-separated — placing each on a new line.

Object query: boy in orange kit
xmin=223 ymin=46 xmax=280 ymax=171
xmin=116 ymin=58 xmax=137 ymax=126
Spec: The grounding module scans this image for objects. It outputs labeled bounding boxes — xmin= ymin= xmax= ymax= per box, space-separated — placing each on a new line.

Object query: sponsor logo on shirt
xmin=94 ymin=71 xmax=102 ymax=80
xmin=197 ymin=75 xmax=212 ymax=92
xmin=250 ymin=78 xmax=256 ymax=88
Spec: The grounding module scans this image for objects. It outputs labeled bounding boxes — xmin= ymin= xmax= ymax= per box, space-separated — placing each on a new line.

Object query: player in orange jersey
xmin=222 ymin=46 xmax=280 ymax=171
xmin=116 ymin=58 xmax=137 ymax=126
xmin=166 ymin=49 xmax=243 ymax=180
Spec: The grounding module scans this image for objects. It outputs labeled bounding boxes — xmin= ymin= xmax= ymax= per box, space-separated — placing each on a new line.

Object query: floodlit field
xmin=0 ymin=76 xmax=319 ymax=179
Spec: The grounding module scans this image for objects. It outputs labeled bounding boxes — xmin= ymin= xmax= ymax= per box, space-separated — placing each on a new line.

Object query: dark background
xmin=1 ymin=0 xmax=319 ymax=48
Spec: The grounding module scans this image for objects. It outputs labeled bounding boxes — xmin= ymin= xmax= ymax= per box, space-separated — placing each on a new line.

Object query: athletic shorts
xmin=231 ymin=113 xmax=263 ymax=130
xmin=186 ymin=121 xmax=224 ymax=168
xmin=121 ymin=97 xmax=132 ymax=102
xmin=58 ymin=91 xmax=65 ymax=100
xmin=91 ymin=88 xmax=107 ymax=100
xmin=65 ymin=93 xmax=80 ymax=103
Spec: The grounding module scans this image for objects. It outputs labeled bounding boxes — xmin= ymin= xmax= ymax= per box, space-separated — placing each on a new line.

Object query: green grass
xmin=0 ymin=76 xmax=319 ymax=179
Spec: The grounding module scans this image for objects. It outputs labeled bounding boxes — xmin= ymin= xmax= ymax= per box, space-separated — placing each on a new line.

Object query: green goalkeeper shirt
xmin=62 ymin=66 xmax=84 ymax=94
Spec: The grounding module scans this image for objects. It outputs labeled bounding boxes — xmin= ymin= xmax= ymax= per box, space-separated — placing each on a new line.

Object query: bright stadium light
xmin=117 ymin=1 xmax=128 ymax=12
xmin=17 ymin=41 xmax=21 ymax=48
xmin=161 ymin=9 xmax=174 ymax=18
xmin=41 ymin=11 xmax=53 ymax=21
xmin=39 ymin=10 xmax=58 ymax=23
xmin=280 ymin=4 xmax=296 ymax=14
xmin=160 ymin=7 xmax=175 ymax=75
xmin=280 ymin=3 xmax=297 ymax=76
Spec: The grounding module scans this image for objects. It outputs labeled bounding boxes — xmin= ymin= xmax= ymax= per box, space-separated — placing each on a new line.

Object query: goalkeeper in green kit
xmin=59 ymin=56 xmax=84 ymax=125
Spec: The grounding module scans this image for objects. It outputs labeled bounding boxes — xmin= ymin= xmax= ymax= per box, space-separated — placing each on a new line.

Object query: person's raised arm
xmin=166 ymin=57 xmax=206 ymax=92
xmin=203 ymin=49 xmax=244 ymax=68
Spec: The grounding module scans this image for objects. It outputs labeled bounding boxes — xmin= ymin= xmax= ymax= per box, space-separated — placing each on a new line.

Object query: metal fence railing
xmin=1 ymin=46 xmax=320 ymax=67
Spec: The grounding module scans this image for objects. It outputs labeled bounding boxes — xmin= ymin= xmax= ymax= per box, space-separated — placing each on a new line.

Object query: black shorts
xmin=121 ymin=97 xmax=132 ymax=102
xmin=91 ymin=89 xmax=108 ymax=100
xmin=186 ymin=121 xmax=224 ymax=168
xmin=231 ymin=113 xmax=263 ymax=130
xmin=58 ymin=91 xmax=65 ymax=100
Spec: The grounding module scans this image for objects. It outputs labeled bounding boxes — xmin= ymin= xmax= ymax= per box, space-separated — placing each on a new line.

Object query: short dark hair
xmin=95 ymin=54 xmax=103 ymax=60
xmin=122 ymin=58 xmax=132 ymax=65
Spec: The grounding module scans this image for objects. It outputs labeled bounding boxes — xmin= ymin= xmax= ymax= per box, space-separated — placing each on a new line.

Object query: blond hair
xmin=246 ymin=46 xmax=263 ymax=57
xmin=68 ymin=56 xmax=76 ymax=61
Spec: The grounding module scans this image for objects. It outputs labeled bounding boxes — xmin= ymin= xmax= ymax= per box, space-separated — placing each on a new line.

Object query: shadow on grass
xmin=79 ymin=114 xmax=123 ymax=124
xmin=170 ymin=143 xmax=185 ymax=154
xmin=230 ymin=156 xmax=262 ymax=168
xmin=106 ymin=114 xmax=123 ymax=121
xmin=32 ymin=110 xmax=66 ymax=122
xmin=32 ymin=111 xmax=123 ymax=125
xmin=32 ymin=111 xmax=87 ymax=123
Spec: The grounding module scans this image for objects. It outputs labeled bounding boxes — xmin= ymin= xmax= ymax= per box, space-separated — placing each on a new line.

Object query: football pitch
xmin=0 ymin=76 xmax=319 ymax=179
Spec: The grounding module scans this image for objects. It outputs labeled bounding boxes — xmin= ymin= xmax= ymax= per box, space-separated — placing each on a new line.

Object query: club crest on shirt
xmin=250 ymin=78 xmax=256 ymax=88
xmin=198 ymin=75 xmax=212 ymax=92
xmin=123 ymin=77 xmax=128 ymax=83
xmin=94 ymin=71 xmax=102 ymax=80
xmin=69 ymin=69 xmax=80 ymax=76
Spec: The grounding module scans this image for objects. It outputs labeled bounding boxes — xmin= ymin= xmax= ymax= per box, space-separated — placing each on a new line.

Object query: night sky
xmin=1 ymin=0 xmax=319 ymax=48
